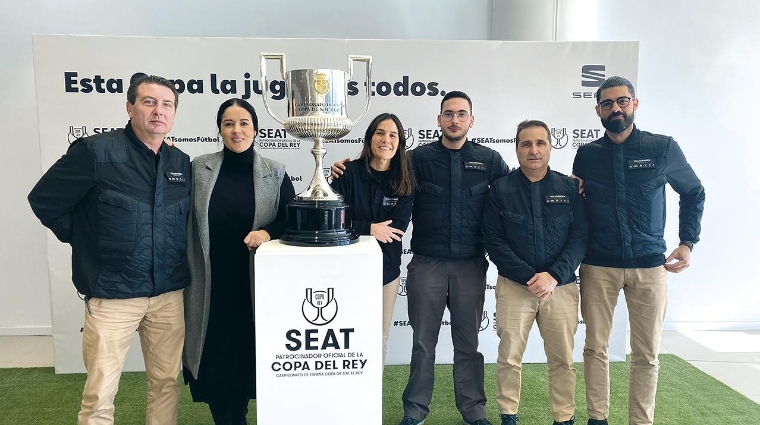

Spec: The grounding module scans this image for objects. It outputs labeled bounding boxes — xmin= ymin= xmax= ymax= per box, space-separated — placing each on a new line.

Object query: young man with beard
xmin=400 ymin=91 xmax=509 ymax=425
xmin=482 ymin=120 xmax=587 ymax=425
xmin=332 ymin=91 xmax=509 ymax=425
xmin=571 ymin=76 xmax=705 ymax=425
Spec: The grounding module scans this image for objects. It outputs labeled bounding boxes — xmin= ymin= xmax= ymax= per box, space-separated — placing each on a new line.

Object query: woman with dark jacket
xmin=182 ymin=98 xmax=295 ymax=424
xmin=330 ymin=112 xmax=415 ymax=364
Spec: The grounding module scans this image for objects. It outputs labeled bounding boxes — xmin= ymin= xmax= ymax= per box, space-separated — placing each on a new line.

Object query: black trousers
xmin=208 ymin=399 xmax=249 ymax=425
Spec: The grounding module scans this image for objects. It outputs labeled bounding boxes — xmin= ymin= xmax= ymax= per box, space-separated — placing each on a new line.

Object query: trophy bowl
xmin=260 ymin=53 xmax=372 ymax=246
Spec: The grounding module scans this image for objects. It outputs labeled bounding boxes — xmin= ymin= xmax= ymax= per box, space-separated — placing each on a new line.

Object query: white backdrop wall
xmin=2 ymin=0 xmax=759 ymax=339
xmin=0 ymin=0 xmax=491 ymax=336
xmin=34 ymin=35 xmax=636 ymax=372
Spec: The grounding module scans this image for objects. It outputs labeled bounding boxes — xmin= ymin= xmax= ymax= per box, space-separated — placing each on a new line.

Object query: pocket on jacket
xmin=500 ymin=210 xmax=525 ymax=224
xmin=165 ymin=197 xmax=190 ymax=260
xmin=414 ymin=181 xmax=447 ymax=231
xmin=551 ymin=211 xmax=574 ymax=229
xmin=582 ymin=179 xmax=612 ymax=231
xmin=98 ymin=189 xmax=138 ymax=254
xmin=639 ymin=175 xmax=666 ymax=234
xmin=583 ymin=179 xmax=606 ymax=197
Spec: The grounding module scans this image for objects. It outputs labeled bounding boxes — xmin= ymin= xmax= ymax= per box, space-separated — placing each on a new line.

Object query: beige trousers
xmin=78 ymin=289 xmax=185 ymax=425
xmin=495 ymin=276 xmax=579 ymax=422
xmin=382 ymin=277 xmax=401 ymax=365
xmin=580 ymin=264 xmax=668 ymax=425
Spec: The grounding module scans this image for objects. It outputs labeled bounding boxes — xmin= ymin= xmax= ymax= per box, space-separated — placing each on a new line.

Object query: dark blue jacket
xmin=572 ymin=126 xmax=705 ymax=268
xmin=410 ymin=138 xmax=509 ymax=260
xmin=330 ymin=159 xmax=414 ymax=285
xmin=28 ymin=123 xmax=191 ymax=298
xmin=482 ymin=168 xmax=588 ymax=285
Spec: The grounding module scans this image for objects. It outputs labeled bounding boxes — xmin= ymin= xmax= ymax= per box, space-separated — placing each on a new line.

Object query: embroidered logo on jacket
xmin=545 ymin=194 xmax=570 ymax=204
xmin=628 ymin=159 xmax=655 ymax=170
xmin=165 ymin=171 xmax=186 ymax=183
xmin=464 ymin=161 xmax=486 ymax=171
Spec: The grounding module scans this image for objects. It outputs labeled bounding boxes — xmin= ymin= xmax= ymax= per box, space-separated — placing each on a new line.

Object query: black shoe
xmin=553 ymin=416 xmax=575 ymax=425
xmin=500 ymin=413 xmax=519 ymax=425
xmin=463 ymin=419 xmax=494 ymax=425
xmin=399 ymin=416 xmax=425 ymax=425
xmin=587 ymin=419 xmax=607 ymax=425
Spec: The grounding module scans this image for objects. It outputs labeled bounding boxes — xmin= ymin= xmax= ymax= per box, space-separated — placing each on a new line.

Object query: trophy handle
xmin=347 ymin=55 xmax=372 ymax=126
xmin=260 ymin=53 xmax=287 ymax=126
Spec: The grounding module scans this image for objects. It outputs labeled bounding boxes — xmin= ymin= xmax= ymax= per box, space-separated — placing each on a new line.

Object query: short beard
xmin=442 ymin=127 xmax=468 ymax=143
xmin=601 ymin=112 xmax=635 ymax=134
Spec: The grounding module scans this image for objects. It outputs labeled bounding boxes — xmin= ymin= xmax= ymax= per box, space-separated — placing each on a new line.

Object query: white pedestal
xmin=254 ymin=236 xmax=383 ymax=424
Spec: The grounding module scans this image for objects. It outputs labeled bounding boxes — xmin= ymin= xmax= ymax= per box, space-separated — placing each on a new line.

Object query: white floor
xmin=1 ymin=330 xmax=759 ymax=405
xmin=659 ymin=330 xmax=760 ymax=405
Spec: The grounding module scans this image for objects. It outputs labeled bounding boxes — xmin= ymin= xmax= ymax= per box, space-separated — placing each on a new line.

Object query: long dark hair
xmin=358 ymin=113 xmax=414 ymax=196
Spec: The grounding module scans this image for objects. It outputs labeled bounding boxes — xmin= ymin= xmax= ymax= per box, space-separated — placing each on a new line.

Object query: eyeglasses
xmin=441 ymin=110 xmax=470 ymax=121
xmin=598 ymin=96 xmax=633 ymax=110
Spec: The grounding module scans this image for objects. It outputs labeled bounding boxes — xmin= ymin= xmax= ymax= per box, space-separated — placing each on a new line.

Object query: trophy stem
xmin=296 ymin=137 xmax=341 ymax=201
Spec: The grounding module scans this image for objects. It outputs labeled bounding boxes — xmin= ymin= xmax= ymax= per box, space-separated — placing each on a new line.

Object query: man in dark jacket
xmin=28 ymin=74 xmax=191 ymax=425
xmin=572 ymin=76 xmax=705 ymax=425
xmin=332 ymin=91 xmax=509 ymax=425
xmin=400 ymin=91 xmax=509 ymax=425
xmin=482 ymin=120 xmax=587 ymax=425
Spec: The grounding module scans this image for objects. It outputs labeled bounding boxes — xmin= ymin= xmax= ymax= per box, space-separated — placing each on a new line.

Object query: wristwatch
xmin=679 ymin=241 xmax=694 ymax=252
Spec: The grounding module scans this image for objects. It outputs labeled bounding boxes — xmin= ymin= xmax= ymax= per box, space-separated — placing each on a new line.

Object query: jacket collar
xmin=124 ymin=121 xmax=164 ymax=154
xmin=435 ymin=137 xmax=472 ymax=153
xmin=602 ymin=124 xmax=640 ymax=147
xmin=356 ymin=159 xmax=388 ymax=183
xmin=516 ymin=165 xmax=552 ymax=184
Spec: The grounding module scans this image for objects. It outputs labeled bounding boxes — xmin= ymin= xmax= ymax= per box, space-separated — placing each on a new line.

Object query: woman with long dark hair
xmin=330 ymin=112 xmax=415 ymax=364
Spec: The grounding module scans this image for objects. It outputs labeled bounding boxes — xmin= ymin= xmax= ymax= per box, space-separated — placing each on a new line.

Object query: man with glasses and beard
xmin=571 ymin=76 xmax=705 ymax=425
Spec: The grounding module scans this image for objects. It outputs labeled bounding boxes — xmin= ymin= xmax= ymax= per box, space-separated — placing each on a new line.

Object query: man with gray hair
xmin=29 ymin=74 xmax=191 ymax=425
xmin=572 ymin=76 xmax=705 ymax=425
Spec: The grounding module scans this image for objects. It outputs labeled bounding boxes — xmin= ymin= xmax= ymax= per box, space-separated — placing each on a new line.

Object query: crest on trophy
xmin=314 ymin=73 xmax=330 ymax=95
xmin=302 ymin=288 xmax=339 ymax=326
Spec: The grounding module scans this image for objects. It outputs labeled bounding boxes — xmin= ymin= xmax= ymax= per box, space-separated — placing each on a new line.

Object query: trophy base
xmin=280 ymin=199 xmax=359 ymax=247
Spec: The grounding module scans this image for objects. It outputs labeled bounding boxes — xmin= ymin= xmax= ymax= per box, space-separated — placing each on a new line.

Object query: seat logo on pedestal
xmin=302 ymin=288 xmax=339 ymax=326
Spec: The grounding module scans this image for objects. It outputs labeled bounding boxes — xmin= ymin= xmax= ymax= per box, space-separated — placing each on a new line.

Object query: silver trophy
xmin=260 ymin=53 xmax=372 ymax=246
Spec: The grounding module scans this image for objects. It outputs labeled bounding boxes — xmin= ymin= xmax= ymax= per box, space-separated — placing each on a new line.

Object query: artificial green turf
xmin=1 ymin=355 xmax=758 ymax=424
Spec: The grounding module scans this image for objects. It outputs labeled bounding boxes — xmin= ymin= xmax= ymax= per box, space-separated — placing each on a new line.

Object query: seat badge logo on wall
xmin=314 ymin=73 xmax=330 ymax=95
xmin=68 ymin=126 xmax=89 ymax=143
xmin=479 ymin=310 xmax=490 ymax=332
xmin=551 ymin=127 xmax=568 ymax=149
xmin=404 ymin=128 xmax=415 ymax=149
xmin=302 ymin=288 xmax=338 ymax=326
xmin=397 ymin=277 xmax=407 ymax=297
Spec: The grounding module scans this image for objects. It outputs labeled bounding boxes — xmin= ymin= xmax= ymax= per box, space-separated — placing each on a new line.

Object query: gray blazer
xmin=182 ymin=148 xmax=286 ymax=378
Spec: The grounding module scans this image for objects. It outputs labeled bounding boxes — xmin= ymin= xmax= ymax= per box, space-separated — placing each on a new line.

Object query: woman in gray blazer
xmin=182 ymin=98 xmax=295 ymax=424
